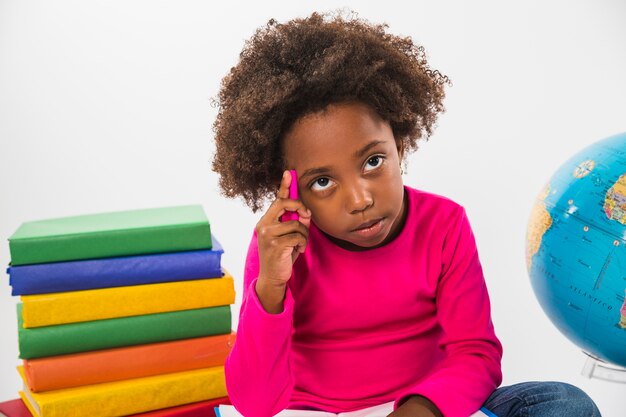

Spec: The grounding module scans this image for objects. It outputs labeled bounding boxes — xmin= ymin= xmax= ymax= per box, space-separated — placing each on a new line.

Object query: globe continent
xmin=526 ymin=132 xmax=626 ymax=367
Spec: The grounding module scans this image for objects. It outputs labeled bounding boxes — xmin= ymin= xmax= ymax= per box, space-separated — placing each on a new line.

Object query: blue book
xmin=8 ymin=236 xmax=224 ymax=295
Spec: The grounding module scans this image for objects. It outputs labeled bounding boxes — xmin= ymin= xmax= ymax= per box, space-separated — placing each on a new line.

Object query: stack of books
xmin=4 ymin=205 xmax=235 ymax=417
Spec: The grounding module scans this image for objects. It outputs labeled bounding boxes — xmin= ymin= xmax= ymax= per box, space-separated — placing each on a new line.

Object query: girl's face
xmin=282 ymin=101 xmax=407 ymax=251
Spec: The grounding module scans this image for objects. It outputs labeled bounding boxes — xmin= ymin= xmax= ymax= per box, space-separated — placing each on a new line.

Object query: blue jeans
xmin=482 ymin=381 xmax=601 ymax=417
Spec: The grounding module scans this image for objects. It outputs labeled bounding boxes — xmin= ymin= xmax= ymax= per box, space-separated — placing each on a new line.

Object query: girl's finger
xmin=276 ymin=170 xmax=291 ymax=200
xmin=297 ymin=205 xmax=312 ymax=218
xmin=265 ymin=219 xmax=310 ymax=240
xmin=275 ymin=232 xmax=308 ymax=252
xmin=275 ymin=199 xmax=310 ymax=217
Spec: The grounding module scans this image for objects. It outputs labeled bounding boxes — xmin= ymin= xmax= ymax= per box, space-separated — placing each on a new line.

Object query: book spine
xmin=20 ymin=366 xmax=227 ymax=417
xmin=21 ymin=276 xmax=235 ymax=328
xmin=18 ymin=304 xmax=231 ymax=359
xmin=24 ymin=333 xmax=236 ymax=392
xmin=9 ymin=248 xmax=223 ymax=295
xmin=9 ymin=222 xmax=212 ymax=266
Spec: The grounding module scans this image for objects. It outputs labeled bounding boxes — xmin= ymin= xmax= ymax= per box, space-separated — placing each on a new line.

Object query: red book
xmin=0 ymin=399 xmax=32 ymax=417
xmin=128 ymin=397 xmax=230 ymax=417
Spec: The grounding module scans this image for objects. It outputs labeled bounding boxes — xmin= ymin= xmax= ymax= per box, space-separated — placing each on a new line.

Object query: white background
xmin=1 ymin=0 xmax=625 ymax=415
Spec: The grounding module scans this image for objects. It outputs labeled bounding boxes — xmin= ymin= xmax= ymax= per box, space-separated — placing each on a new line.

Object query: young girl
xmin=211 ymin=11 xmax=601 ymax=417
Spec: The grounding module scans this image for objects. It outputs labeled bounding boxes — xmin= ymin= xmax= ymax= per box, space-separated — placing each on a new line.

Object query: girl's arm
xmin=394 ymin=207 xmax=503 ymax=417
xmin=226 ymin=171 xmax=310 ymax=416
xmin=224 ymin=230 xmax=296 ymax=417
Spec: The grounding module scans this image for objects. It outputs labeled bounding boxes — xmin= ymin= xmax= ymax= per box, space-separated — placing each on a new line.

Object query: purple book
xmin=8 ymin=236 xmax=224 ymax=295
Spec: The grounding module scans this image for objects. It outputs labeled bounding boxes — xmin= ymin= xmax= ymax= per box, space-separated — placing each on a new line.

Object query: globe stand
xmin=581 ymin=352 xmax=626 ymax=383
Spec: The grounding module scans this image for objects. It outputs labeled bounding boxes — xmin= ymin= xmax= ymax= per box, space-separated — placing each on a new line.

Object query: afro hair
xmin=212 ymin=10 xmax=450 ymax=212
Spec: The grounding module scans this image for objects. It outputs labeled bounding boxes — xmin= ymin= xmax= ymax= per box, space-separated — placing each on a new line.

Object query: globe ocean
xmin=527 ymin=132 xmax=626 ymax=367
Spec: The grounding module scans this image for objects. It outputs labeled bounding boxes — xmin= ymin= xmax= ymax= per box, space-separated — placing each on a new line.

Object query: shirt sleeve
xmin=393 ymin=207 xmax=503 ymax=417
xmin=224 ymin=230 xmax=296 ymax=417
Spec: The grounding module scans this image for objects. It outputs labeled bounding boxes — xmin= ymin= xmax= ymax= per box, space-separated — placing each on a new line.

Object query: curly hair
xmin=211 ymin=10 xmax=451 ymax=212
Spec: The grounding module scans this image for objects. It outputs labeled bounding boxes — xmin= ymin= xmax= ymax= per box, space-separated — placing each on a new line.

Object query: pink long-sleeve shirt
xmin=225 ymin=186 xmax=503 ymax=417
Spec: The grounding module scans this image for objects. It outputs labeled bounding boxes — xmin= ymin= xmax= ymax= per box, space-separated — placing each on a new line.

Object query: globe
xmin=526 ymin=132 xmax=626 ymax=368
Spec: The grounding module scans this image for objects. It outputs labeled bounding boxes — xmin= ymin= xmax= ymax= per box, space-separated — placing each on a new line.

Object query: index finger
xmin=277 ymin=170 xmax=292 ymax=200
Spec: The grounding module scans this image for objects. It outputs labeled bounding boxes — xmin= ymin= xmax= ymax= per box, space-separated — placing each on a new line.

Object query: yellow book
xmin=21 ymin=271 xmax=235 ymax=328
xmin=18 ymin=365 xmax=227 ymax=417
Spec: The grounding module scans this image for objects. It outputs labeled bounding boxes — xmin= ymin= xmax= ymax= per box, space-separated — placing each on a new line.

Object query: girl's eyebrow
xmin=353 ymin=140 xmax=386 ymax=159
xmin=300 ymin=166 xmax=331 ymax=182
xmin=300 ymin=140 xmax=387 ymax=182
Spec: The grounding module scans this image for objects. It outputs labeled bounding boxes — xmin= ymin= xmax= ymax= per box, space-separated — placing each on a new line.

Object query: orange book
xmin=23 ymin=332 xmax=235 ymax=392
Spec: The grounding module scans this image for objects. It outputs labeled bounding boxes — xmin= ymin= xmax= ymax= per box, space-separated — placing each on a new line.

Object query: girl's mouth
xmin=352 ymin=218 xmax=384 ymax=238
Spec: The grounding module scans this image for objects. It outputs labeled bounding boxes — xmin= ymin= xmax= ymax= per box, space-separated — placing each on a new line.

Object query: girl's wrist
xmin=255 ymin=277 xmax=287 ymax=314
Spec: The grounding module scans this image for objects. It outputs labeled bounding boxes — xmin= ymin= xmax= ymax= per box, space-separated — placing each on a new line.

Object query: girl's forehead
xmin=282 ymin=102 xmax=394 ymax=165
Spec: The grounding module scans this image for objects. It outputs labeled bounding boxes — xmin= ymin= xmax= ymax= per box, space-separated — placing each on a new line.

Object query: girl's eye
xmin=310 ymin=177 xmax=334 ymax=191
xmin=365 ymin=156 xmax=383 ymax=171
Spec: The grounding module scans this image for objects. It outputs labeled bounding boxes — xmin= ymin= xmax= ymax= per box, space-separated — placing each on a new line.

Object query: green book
xmin=17 ymin=304 xmax=231 ymax=359
xmin=8 ymin=205 xmax=212 ymax=266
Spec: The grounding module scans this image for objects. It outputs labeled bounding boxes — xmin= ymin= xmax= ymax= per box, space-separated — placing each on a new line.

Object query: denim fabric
xmin=482 ymin=381 xmax=601 ymax=417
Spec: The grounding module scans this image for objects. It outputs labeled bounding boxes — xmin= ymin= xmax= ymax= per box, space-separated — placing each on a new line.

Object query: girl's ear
xmin=396 ymin=140 xmax=405 ymax=161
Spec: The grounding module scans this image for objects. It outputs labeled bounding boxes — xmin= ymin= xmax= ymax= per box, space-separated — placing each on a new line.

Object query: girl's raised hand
xmin=254 ymin=170 xmax=311 ymax=313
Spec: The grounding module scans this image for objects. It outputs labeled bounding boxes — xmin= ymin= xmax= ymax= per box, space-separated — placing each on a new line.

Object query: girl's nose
xmin=346 ymin=182 xmax=373 ymax=214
